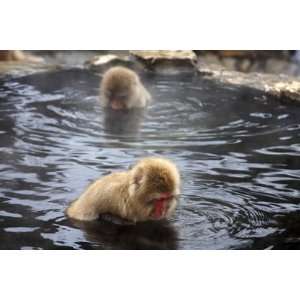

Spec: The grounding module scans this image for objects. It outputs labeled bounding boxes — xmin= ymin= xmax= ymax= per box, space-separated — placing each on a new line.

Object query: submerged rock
xmin=130 ymin=50 xmax=197 ymax=74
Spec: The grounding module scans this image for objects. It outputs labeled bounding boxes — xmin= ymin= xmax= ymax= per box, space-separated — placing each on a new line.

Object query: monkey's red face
xmin=103 ymin=76 xmax=136 ymax=110
xmin=129 ymin=157 xmax=181 ymax=221
xmin=105 ymin=90 xmax=130 ymax=110
xmin=150 ymin=193 xmax=175 ymax=220
xmin=111 ymin=100 xmax=125 ymax=110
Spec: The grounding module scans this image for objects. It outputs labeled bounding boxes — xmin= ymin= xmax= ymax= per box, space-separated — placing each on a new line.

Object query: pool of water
xmin=1 ymin=67 xmax=300 ymax=249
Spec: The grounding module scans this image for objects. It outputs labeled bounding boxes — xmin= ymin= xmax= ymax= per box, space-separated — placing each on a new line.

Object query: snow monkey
xmin=100 ymin=66 xmax=151 ymax=110
xmin=66 ymin=157 xmax=180 ymax=222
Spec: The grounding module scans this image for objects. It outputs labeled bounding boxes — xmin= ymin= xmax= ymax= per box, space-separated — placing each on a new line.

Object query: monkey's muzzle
xmin=152 ymin=193 xmax=173 ymax=219
xmin=111 ymin=100 xmax=126 ymax=110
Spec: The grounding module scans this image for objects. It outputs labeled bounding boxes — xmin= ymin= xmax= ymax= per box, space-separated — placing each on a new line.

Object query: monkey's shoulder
xmin=93 ymin=171 xmax=129 ymax=185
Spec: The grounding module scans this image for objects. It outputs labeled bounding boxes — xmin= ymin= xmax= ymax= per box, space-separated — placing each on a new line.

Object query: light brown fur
xmin=66 ymin=157 xmax=180 ymax=222
xmin=100 ymin=66 xmax=151 ymax=109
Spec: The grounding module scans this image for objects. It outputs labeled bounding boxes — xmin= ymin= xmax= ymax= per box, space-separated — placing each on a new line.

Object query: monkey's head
xmin=128 ymin=157 xmax=181 ymax=221
xmin=100 ymin=66 xmax=140 ymax=110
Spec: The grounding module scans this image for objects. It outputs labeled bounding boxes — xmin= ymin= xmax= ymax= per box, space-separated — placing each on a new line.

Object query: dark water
xmin=1 ymin=68 xmax=300 ymax=249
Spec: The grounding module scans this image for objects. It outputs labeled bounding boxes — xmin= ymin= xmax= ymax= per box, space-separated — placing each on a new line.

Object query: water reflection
xmin=69 ymin=217 xmax=178 ymax=250
xmin=103 ymin=108 xmax=145 ymax=136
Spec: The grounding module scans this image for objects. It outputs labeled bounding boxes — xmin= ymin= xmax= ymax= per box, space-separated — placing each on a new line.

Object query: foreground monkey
xmin=100 ymin=66 xmax=151 ymax=110
xmin=66 ymin=157 xmax=180 ymax=222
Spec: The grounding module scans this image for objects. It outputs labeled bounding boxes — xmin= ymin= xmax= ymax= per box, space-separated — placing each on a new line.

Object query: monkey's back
xmin=83 ymin=171 xmax=130 ymax=205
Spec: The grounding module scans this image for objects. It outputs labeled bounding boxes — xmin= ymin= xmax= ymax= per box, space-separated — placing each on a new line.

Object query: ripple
xmin=256 ymin=144 xmax=300 ymax=156
xmin=4 ymin=227 xmax=39 ymax=233
xmin=1 ymin=69 xmax=300 ymax=249
xmin=0 ymin=210 xmax=22 ymax=218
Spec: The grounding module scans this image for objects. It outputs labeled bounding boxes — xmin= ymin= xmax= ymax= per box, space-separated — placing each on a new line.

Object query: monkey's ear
xmin=132 ymin=166 xmax=144 ymax=186
xmin=129 ymin=166 xmax=145 ymax=196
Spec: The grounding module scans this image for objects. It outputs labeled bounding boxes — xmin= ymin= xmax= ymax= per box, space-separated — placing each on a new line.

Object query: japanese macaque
xmin=0 ymin=50 xmax=43 ymax=63
xmin=66 ymin=157 xmax=180 ymax=222
xmin=100 ymin=66 xmax=151 ymax=110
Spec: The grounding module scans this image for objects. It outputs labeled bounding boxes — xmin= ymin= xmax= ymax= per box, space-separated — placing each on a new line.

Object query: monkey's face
xmin=129 ymin=158 xmax=181 ymax=221
xmin=101 ymin=67 xmax=138 ymax=110
xmin=104 ymin=87 xmax=133 ymax=110
xmin=129 ymin=190 xmax=178 ymax=222
xmin=145 ymin=192 xmax=178 ymax=220
xmin=142 ymin=174 xmax=180 ymax=220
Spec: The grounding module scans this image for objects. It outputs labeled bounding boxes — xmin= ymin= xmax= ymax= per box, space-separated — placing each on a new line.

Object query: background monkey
xmin=66 ymin=157 xmax=180 ymax=222
xmin=100 ymin=66 xmax=151 ymax=110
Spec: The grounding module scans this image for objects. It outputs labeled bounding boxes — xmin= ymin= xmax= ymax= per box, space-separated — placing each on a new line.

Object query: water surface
xmin=1 ymin=68 xmax=300 ymax=249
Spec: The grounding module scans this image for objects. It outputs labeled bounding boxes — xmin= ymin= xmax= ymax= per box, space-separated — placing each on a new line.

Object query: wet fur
xmin=100 ymin=66 xmax=151 ymax=109
xmin=66 ymin=157 xmax=180 ymax=222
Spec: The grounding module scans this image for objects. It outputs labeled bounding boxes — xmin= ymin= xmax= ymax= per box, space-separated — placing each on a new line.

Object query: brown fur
xmin=100 ymin=66 xmax=151 ymax=109
xmin=66 ymin=157 xmax=180 ymax=222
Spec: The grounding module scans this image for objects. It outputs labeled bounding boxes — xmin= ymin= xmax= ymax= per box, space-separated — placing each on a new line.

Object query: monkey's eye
xmin=118 ymin=93 xmax=128 ymax=100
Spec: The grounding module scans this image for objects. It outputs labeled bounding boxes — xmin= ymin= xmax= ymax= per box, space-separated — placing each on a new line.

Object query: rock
xmin=0 ymin=50 xmax=43 ymax=63
xmin=0 ymin=61 xmax=61 ymax=78
xmin=199 ymin=53 xmax=220 ymax=65
xmin=266 ymin=81 xmax=300 ymax=102
xmin=130 ymin=50 xmax=197 ymax=74
xmin=197 ymin=62 xmax=300 ymax=104
xmin=0 ymin=51 xmax=61 ymax=78
xmin=202 ymin=50 xmax=292 ymax=60
xmin=238 ymin=59 xmax=252 ymax=72
xmin=85 ymin=54 xmax=138 ymax=71
xmin=222 ymin=57 xmax=237 ymax=71
xmin=130 ymin=50 xmax=197 ymax=61
xmin=194 ymin=51 xmax=300 ymax=75
xmin=264 ymin=58 xmax=287 ymax=74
